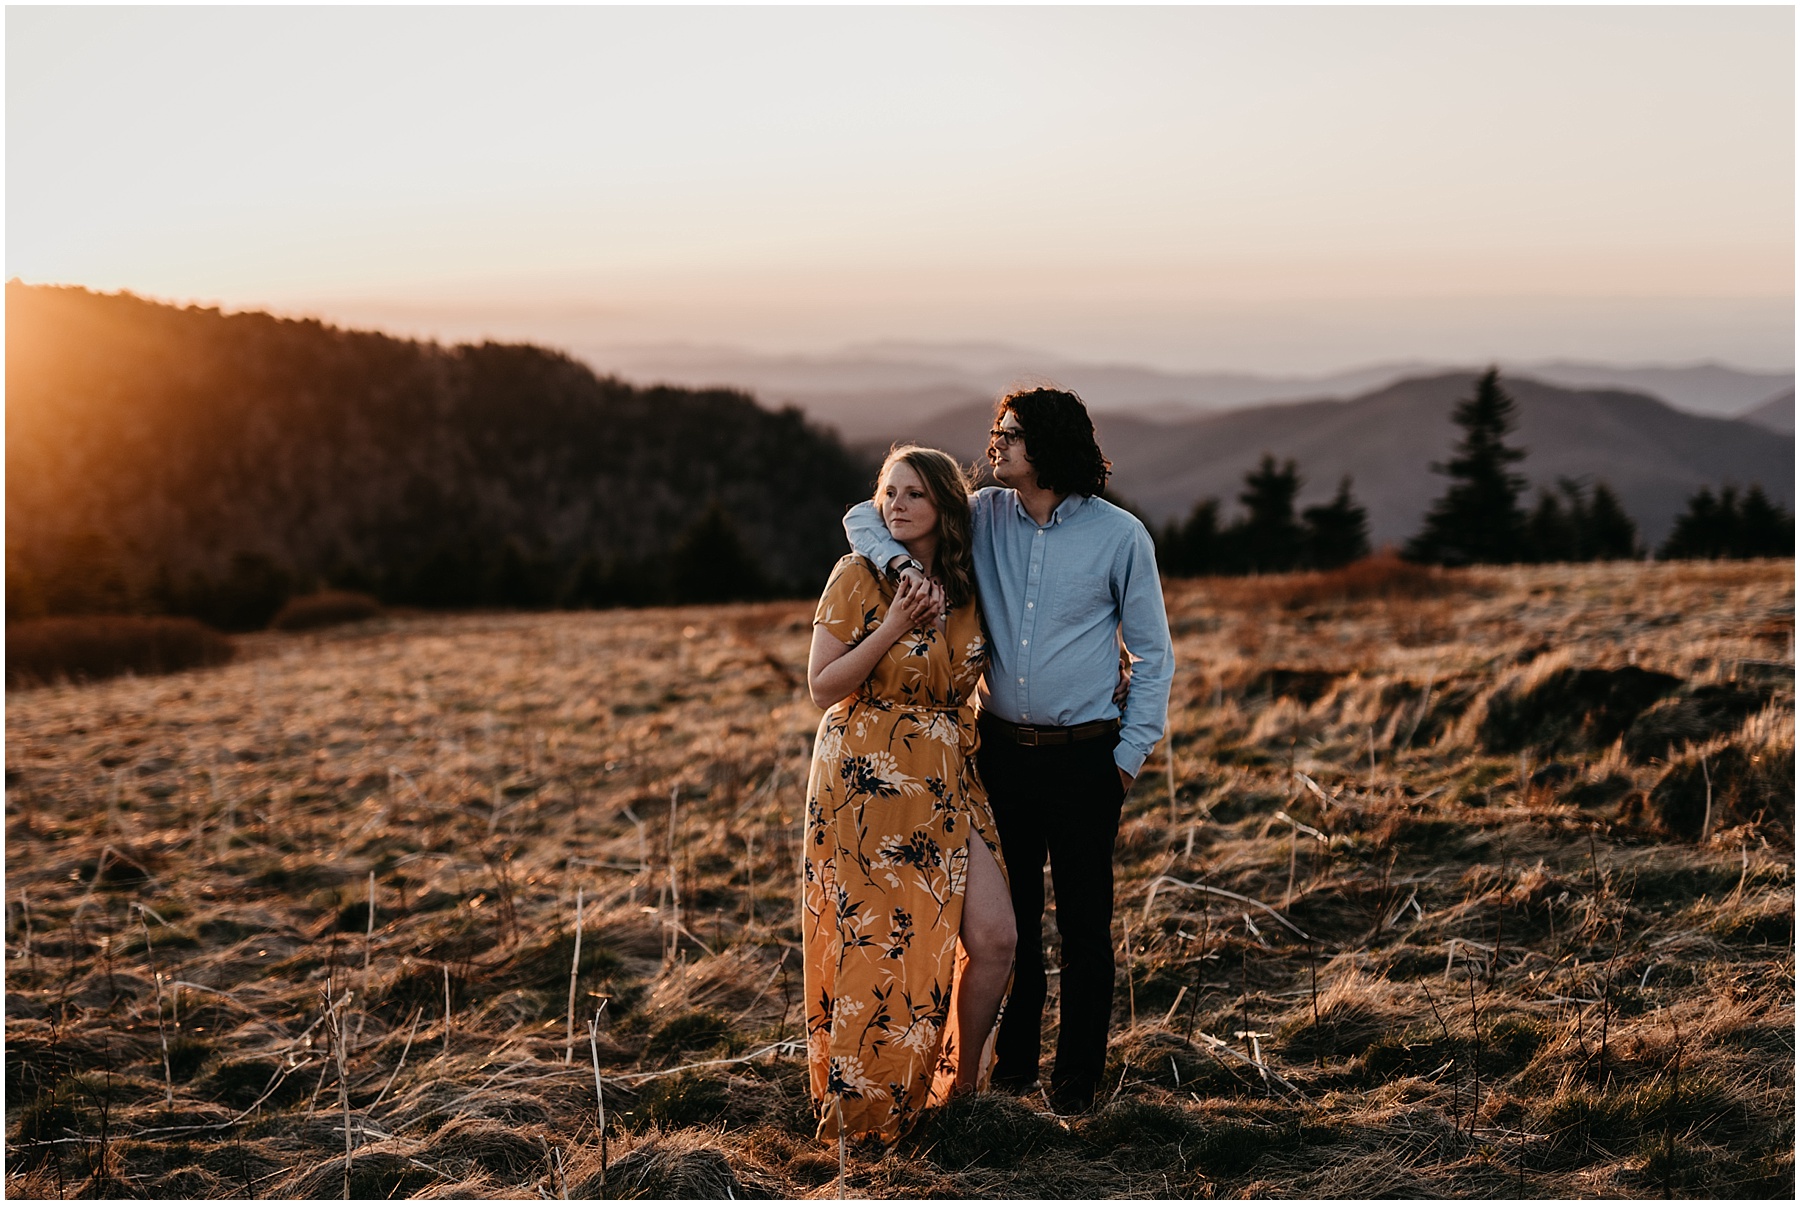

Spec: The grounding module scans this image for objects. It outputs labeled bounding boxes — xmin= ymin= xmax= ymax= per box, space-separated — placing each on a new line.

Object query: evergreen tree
xmin=1301 ymin=476 xmax=1371 ymax=569
xmin=1156 ymin=498 xmax=1223 ymax=578
xmin=1736 ymin=485 xmax=1794 ymax=557
xmin=1582 ymin=482 xmax=1639 ymax=560
xmin=1525 ymin=487 xmax=1577 ymax=564
xmin=1663 ymin=483 xmax=1794 ymax=560
xmin=1656 ymin=482 xmax=1728 ymax=558
xmin=1155 ymin=518 xmax=1181 ymax=573
xmin=1660 ymin=486 xmax=1734 ymax=559
xmin=1523 ymin=478 xmax=1639 ymax=563
xmin=1404 ymin=368 xmax=1529 ymax=565
xmin=1236 ymin=454 xmax=1305 ymax=573
xmin=1154 ymin=517 xmax=1174 ymax=557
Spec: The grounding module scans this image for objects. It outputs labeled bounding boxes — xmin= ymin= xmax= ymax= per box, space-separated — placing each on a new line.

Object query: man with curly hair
xmin=845 ymin=386 xmax=1175 ymax=1115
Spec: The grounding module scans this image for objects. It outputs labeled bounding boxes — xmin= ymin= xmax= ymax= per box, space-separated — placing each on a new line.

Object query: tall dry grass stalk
xmin=835 ymin=1098 xmax=846 ymax=1199
xmin=666 ymin=786 xmax=683 ymax=962
xmin=1123 ymin=916 xmax=1136 ymax=1028
xmin=587 ymin=1006 xmax=609 ymax=1196
xmin=324 ymin=987 xmax=354 ymax=1199
xmin=565 ymin=887 xmax=584 ymax=1065
xmin=363 ymin=871 xmax=375 ymax=995
xmin=743 ymin=831 xmax=757 ymax=935
xmin=19 ymin=888 xmax=33 ymax=970
xmin=1165 ymin=742 xmax=1178 ymax=825
xmin=137 ymin=907 xmax=173 ymax=1107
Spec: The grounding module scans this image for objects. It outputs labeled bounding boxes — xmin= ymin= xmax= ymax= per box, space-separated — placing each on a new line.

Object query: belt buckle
xmin=1017 ymin=727 xmax=1040 ymax=747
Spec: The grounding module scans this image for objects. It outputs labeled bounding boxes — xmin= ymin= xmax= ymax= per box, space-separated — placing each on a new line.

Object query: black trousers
xmin=977 ymin=720 xmax=1126 ymax=1106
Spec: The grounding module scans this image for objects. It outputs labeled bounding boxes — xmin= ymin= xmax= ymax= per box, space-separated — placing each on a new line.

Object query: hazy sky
xmin=9 ymin=6 xmax=1794 ymax=373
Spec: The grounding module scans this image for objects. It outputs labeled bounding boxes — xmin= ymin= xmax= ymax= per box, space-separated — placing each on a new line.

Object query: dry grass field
xmin=6 ymin=558 xmax=1793 ymax=1199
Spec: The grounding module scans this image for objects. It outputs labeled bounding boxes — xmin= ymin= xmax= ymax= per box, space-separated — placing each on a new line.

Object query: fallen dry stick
xmin=607 ymin=1036 xmax=804 ymax=1086
xmin=1193 ymin=1029 xmax=1310 ymax=1104
xmin=1141 ymin=874 xmax=1314 ymax=942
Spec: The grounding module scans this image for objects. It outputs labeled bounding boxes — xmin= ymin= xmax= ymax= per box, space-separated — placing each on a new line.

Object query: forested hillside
xmin=6 ymin=284 xmax=873 ymax=626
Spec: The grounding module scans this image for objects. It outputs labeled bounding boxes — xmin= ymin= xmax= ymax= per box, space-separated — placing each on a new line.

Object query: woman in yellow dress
xmin=802 ymin=445 xmax=1015 ymax=1145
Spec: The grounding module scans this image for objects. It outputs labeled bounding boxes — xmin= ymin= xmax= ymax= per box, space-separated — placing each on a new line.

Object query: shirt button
xmin=1021 ymin=639 xmax=1028 ymax=646
xmin=1027 ymin=601 xmax=1034 ymax=609
xmin=1017 ymin=677 xmax=1025 ymax=684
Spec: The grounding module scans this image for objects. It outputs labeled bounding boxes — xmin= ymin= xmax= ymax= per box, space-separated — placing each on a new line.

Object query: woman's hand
xmin=879 ymin=573 xmax=938 ymax=635
xmin=808 ymin=571 xmax=939 ymax=709
xmin=895 ymin=565 xmax=947 ymax=621
xmin=1115 ymin=648 xmax=1135 ymax=706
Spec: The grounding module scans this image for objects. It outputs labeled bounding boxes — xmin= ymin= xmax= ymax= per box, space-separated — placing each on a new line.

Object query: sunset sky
xmin=8 ymin=6 xmax=1793 ymax=373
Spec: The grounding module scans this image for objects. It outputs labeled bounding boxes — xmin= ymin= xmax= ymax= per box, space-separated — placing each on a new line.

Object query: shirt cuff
xmin=1115 ymin=743 xmax=1149 ymax=779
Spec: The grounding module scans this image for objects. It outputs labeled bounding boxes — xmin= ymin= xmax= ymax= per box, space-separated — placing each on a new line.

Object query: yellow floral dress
xmin=803 ymin=554 xmax=1007 ymax=1144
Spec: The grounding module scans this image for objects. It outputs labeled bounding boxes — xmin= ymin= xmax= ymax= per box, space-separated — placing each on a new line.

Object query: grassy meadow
xmin=5 ymin=558 xmax=1794 ymax=1198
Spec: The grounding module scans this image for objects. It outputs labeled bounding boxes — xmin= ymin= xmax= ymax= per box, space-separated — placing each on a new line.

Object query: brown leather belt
xmin=981 ymin=715 xmax=1121 ymax=747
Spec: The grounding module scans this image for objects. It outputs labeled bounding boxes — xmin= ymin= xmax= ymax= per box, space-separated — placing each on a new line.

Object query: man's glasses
xmin=988 ymin=427 xmax=1025 ymax=447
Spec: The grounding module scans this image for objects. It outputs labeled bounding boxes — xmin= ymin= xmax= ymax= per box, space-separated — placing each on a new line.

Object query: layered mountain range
xmin=857 ymin=374 xmax=1794 ymax=549
xmin=8 ymin=283 xmax=1787 ymax=625
xmin=583 ymin=340 xmax=1796 ymax=442
xmin=1741 ymin=389 xmax=1795 ymax=435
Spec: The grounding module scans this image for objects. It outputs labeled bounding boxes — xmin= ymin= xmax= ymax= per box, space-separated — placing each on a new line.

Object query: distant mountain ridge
xmin=581 ymin=339 xmax=1795 ymax=442
xmin=1740 ymin=389 xmax=1794 ymax=435
xmin=860 ymin=373 xmax=1793 ymax=549
xmin=12 ymin=286 xmax=1785 ymax=626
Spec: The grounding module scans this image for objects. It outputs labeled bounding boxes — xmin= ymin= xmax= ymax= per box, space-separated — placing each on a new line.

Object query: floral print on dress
xmin=802 ymin=555 xmax=1007 ymax=1145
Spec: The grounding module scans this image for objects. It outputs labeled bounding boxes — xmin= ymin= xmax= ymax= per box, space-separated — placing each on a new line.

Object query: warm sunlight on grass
xmin=5 ymin=560 xmax=1792 ymax=1197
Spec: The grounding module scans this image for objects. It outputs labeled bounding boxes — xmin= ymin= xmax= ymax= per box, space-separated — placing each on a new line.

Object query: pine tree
xmin=1524 ymin=487 xmax=1577 ymax=564
xmin=1157 ymin=498 xmax=1223 ymax=578
xmin=1660 ymin=486 xmax=1734 ymax=559
xmin=1736 ymin=485 xmax=1794 ymax=557
xmin=1236 ymin=454 xmax=1305 ymax=573
xmin=1155 ymin=518 xmax=1180 ymax=572
xmin=1301 ymin=476 xmax=1371 ymax=569
xmin=1582 ymin=482 xmax=1639 ymax=560
xmin=1404 ymin=369 xmax=1529 ymax=565
xmin=1664 ymin=483 xmax=1794 ymax=560
xmin=1523 ymin=478 xmax=1639 ymax=563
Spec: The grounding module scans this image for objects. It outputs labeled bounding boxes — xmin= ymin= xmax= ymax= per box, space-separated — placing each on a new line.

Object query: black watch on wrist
xmin=885 ymin=557 xmax=924 ymax=583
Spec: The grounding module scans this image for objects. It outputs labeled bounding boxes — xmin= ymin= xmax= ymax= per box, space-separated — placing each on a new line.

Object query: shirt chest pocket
xmin=1052 ymin=572 xmax=1113 ymax=624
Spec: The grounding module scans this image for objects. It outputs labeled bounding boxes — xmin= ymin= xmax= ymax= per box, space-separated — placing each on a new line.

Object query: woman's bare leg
xmin=955 ymin=835 xmax=1017 ymax=1090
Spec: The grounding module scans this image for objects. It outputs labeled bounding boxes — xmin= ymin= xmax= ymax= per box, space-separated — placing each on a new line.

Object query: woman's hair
xmin=997 ymin=387 xmax=1111 ymax=497
xmin=874 ymin=444 xmax=975 ymax=611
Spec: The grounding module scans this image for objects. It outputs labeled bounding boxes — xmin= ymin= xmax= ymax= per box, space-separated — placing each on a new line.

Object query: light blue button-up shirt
xmin=844 ymin=488 xmax=1174 ymax=778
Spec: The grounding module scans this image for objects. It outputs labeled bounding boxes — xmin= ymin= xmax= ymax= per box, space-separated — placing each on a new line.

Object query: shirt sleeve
xmin=847 ymin=491 xmax=993 ymax=569
xmin=843 ymin=500 xmax=908 ymax=574
xmin=813 ymin=556 xmax=881 ymax=648
xmin=1113 ymin=521 xmax=1175 ymax=779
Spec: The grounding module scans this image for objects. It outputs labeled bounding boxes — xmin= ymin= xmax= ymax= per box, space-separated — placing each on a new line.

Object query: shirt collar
xmin=1008 ymin=490 xmax=1090 ymax=527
